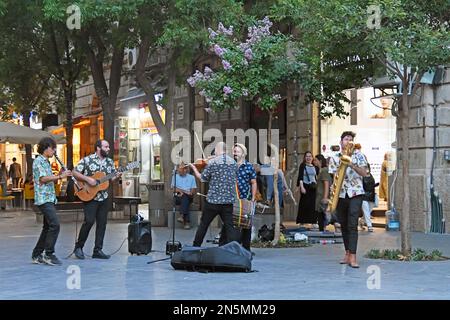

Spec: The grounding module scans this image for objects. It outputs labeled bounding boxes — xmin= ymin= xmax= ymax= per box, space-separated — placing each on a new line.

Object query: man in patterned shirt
xmin=72 ymin=140 xmax=121 ymax=260
xmin=190 ymin=142 xmax=240 ymax=247
xmin=32 ymin=137 xmax=72 ymax=266
xmin=232 ymin=143 xmax=256 ymax=250
xmin=328 ymin=131 xmax=368 ymax=268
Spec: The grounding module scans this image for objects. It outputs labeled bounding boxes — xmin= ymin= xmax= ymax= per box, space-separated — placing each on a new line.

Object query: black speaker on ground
xmin=128 ymin=221 xmax=152 ymax=255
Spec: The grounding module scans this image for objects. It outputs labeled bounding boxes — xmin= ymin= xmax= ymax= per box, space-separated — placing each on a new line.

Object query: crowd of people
xmin=171 ymin=132 xmax=383 ymax=264
xmin=14 ymin=131 xmax=384 ymax=268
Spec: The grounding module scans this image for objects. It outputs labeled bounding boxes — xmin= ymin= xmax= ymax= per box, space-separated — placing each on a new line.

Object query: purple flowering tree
xmin=187 ymin=17 xmax=312 ymax=244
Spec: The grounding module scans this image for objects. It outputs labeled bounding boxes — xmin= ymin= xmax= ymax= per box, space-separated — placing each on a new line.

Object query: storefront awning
xmin=0 ymin=121 xmax=66 ymax=144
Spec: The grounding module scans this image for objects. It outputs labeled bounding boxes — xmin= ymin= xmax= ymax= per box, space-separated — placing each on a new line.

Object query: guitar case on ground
xmin=171 ymin=241 xmax=252 ymax=272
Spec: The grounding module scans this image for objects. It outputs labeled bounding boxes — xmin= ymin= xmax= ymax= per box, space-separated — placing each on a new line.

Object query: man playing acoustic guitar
xmin=72 ymin=139 xmax=121 ymax=260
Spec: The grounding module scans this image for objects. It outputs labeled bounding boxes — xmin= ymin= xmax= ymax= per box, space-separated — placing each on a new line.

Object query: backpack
xmin=362 ymin=161 xmax=376 ymax=202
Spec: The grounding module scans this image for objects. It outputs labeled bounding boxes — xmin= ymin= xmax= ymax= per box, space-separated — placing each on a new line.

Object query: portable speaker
xmin=128 ymin=221 xmax=152 ymax=255
xmin=166 ymin=240 xmax=182 ymax=255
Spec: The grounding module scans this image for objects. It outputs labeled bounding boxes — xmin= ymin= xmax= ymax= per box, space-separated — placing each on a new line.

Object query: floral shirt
xmin=75 ymin=153 xmax=116 ymax=202
xmin=33 ymin=155 xmax=56 ymax=206
xmin=329 ymin=150 xmax=368 ymax=198
xmin=201 ymin=154 xmax=237 ymax=204
xmin=236 ymin=161 xmax=256 ymax=200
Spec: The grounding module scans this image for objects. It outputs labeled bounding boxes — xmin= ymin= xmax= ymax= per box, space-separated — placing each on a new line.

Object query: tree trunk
xmin=267 ymin=110 xmax=281 ymax=244
xmin=135 ymin=37 xmax=174 ymax=212
xmin=22 ymin=111 xmax=33 ymax=179
xmin=400 ymin=74 xmax=411 ymax=255
xmin=63 ymin=87 xmax=74 ymax=170
xmin=63 ymin=86 xmax=76 ymax=201
xmin=162 ymin=67 xmax=176 ymax=211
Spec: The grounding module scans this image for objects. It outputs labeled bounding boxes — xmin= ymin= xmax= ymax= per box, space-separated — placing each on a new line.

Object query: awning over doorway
xmin=0 ymin=121 xmax=66 ymax=144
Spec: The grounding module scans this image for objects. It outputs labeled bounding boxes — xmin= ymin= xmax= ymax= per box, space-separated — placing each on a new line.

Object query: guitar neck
xmin=95 ymin=162 xmax=138 ymax=184
xmin=98 ymin=172 xmax=118 ymax=184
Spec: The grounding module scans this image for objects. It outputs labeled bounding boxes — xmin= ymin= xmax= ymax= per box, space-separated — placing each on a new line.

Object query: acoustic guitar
xmin=75 ymin=161 xmax=140 ymax=202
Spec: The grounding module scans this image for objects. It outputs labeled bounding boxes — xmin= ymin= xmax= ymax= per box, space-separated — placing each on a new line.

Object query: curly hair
xmin=37 ymin=137 xmax=56 ymax=154
xmin=340 ymin=131 xmax=356 ymax=140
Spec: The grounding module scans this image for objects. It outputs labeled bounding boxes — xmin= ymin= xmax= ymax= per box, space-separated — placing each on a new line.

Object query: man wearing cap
xmin=171 ymin=162 xmax=197 ymax=229
xmin=224 ymin=143 xmax=257 ymax=251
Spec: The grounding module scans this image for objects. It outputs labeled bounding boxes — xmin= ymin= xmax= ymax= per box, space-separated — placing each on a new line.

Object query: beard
xmin=100 ymin=149 xmax=109 ymax=158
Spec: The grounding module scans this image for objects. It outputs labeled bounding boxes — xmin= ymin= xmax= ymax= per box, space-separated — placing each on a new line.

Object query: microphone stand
xmin=148 ymin=164 xmax=181 ymax=264
xmin=167 ymin=165 xmax=182 ymax=254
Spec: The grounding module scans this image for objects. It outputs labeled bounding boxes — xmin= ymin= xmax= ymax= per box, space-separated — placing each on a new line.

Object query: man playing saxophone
xmin=328 ymin=131 xmax=368 ymax=268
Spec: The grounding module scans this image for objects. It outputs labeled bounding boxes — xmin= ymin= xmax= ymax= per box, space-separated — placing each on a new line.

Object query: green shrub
xmin=365 ymin=248 xmax=448 ymax=261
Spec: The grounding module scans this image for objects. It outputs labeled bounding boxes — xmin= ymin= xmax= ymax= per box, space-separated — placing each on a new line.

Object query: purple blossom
xmin=208 ymin=27 xmax=218 ymax=39
xmin=222 ymin=60 xmax=231 ymax=70
xmin=244 ymin=48 xmax=253 ymax=60
xmin=213 ymin=44 xmax=226 ymax=57
xmin=218 ymin=23 xmax=233 ymax=36
xmin=204 ymin=66 xmax=213 ymax=77
xmin=242 ymin=89 xmax=249 ymax=97
xmin=206 ymin=96 xmax=212 ymax=103
xmin=204 ymin=107 xmax=212 ymax=113
xmin=187 ymin=77 xmax=196 ymax=87
xmin=186 ymin=70 xmax=204 ymax=87
xmin=238 ymin=43 xmax=250 ymax=51
xmin=199 ymin=90 xmax=206 ymax=97
xmin=273 ymin=94 xmax=282 ymax=101
xmin=223 ymin=86 xmax=233 ymax=95
xmin=242 ymin=17 xmax=273 ymax=49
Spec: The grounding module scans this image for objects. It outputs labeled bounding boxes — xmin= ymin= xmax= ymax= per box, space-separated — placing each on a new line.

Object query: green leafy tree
xmin=134 ymin=0 xmax=244 ymax=208
xmin=188 ymin=17 xmax=316 ymax=243
xmin=44 ymin=0 xmax=143 ymax=153
xmin=0 ymin=11 xmax=53 ymax=175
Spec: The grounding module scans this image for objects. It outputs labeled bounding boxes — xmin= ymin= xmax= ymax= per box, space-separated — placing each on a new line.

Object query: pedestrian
xmin=0 ymin=161 xmax=9 ymax=210
xmin=296 ymin=151 xmax=319 ymax=227
xmin=313 ymin=154 xmax=331 ymax=231
xmin=354 ymin=144 xmax=377 ymax=232
xmin=9 ymin=157 xmax=22 ymax=188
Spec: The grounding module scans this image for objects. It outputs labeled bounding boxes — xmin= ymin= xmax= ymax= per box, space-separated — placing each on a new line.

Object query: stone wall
xmin=395 ymin=69 xmax=450 ymax=233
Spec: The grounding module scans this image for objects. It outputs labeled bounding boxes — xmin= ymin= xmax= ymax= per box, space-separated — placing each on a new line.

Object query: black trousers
xmin=219 ymin=225 xmax=252 ymax=251
xmin=336 ymin=195 xmax=363 ymax=254
xmin=33 ymin=202 xmax=60 ymax=256
xmin=193 ymin=201 xmax=239 ymax=247
xmin=76 ymin=200 xmax=109 ymax=252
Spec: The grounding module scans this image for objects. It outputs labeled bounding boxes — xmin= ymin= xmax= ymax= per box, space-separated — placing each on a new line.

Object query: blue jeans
xmin=179 ymin=194 xmax=192 ymax=223
xmin=33 ymin=202 xmax=60 ymax=256
xmin=265 ymin=174 xmax=283 ymax=206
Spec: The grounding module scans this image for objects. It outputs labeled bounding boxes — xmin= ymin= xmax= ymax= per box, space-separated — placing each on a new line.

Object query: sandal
xmin=349 ymin=263 xmax=360 ymax=268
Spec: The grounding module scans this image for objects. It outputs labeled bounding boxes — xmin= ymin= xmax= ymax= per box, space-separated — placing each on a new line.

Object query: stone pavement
xmin=1 ymin=210 xmax=450 ymax=300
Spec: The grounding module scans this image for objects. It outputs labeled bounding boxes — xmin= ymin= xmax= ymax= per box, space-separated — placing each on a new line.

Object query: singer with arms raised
xmin=72 ymin=139 xmax=121 ymax=260
xmin=328 ymin=131 xmax=368 ymax=268
xmin=31 ymin=137 xmax=72 ymax=266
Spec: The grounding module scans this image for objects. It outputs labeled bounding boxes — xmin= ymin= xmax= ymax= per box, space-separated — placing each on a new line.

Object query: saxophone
xmin=327 ymin=142 xmax=355 ymax=213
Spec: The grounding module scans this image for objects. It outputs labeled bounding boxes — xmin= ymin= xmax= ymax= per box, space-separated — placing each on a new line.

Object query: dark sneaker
xmin=42 ymin=254 xmax=62 ymax=266
xmin=92 ymin=250 xmax=110 ymax=259
xmin=74 ymin=247 xmax=85 ymax=260
xmin=32 ymin=253 xmax=44 ymax=264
